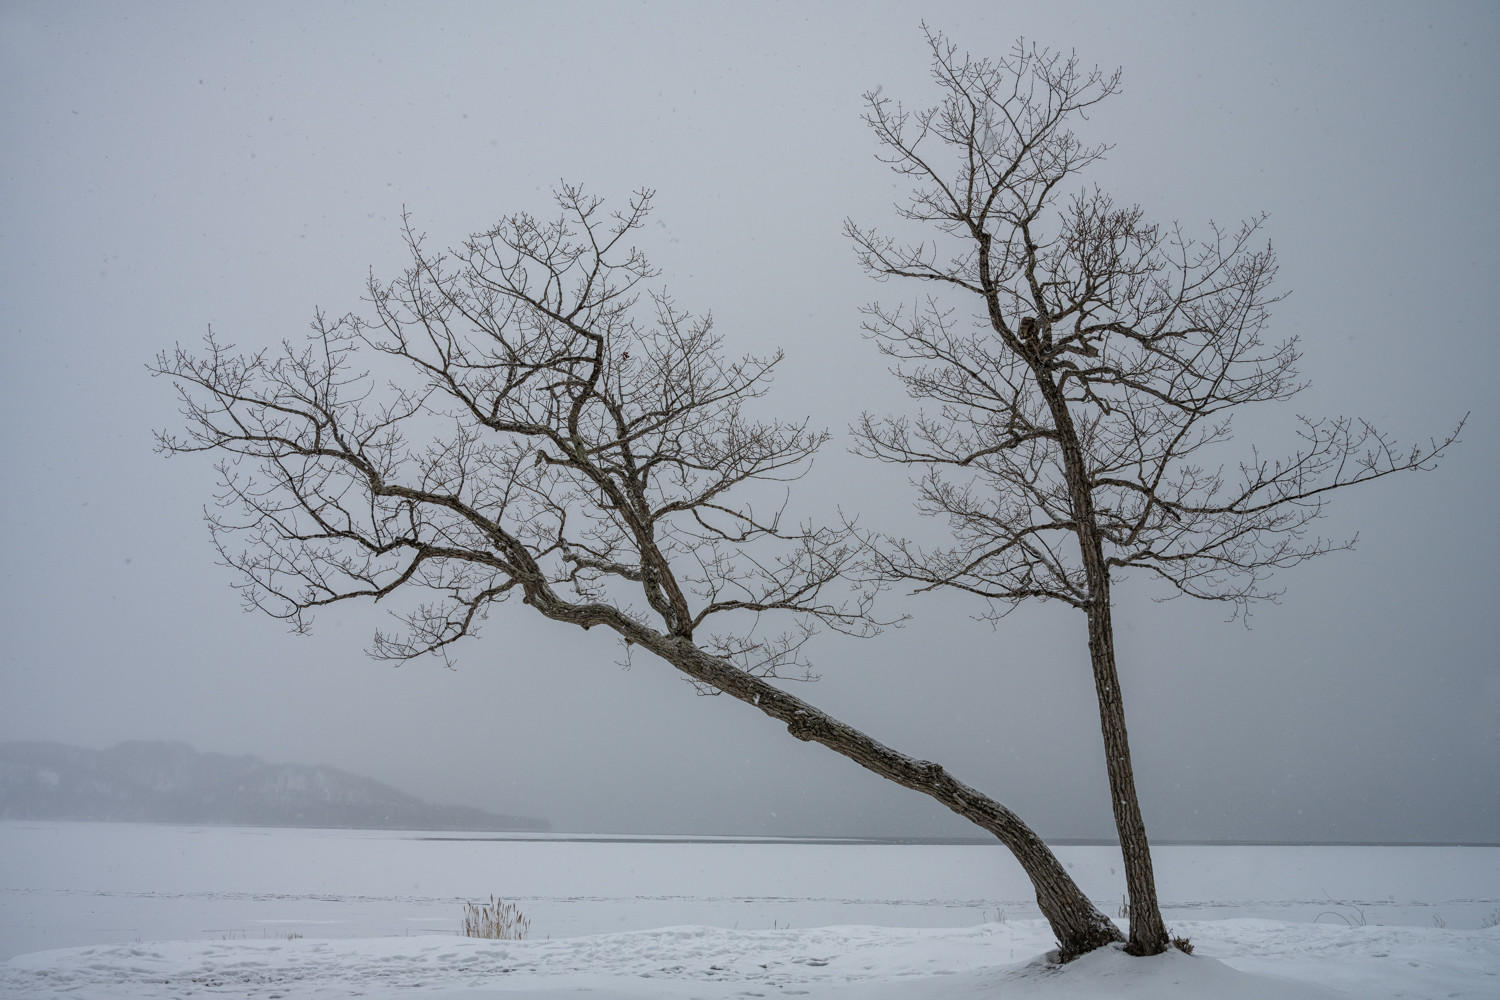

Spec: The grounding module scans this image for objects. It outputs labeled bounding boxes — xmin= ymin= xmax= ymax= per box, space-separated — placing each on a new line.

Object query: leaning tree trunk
xmin=660 ymin=632 xmax=1125 ymax=960
xmin=543 ymin=598 xmax=1124 ymax=960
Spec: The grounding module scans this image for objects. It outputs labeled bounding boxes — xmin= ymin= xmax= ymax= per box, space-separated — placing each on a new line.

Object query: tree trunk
xmin=1083 ymin=581 xmax=1169 ymax=955
xmin=548 ymin=600 xmax=1124 ymax=959
xmin=1030 ymin=364 xmax=1171 ymax=956
xmin=650 ymin=633 xmax=1125 ymax=960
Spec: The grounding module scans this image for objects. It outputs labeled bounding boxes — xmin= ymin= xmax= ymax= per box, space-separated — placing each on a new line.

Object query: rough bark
xmin=537 ymin=592 xmax=1124 ymax=959
xmin=1036 ymin=365 xmax=1170 ymax=955
xmin=1083 ymin=592 xmax=1167 ymax=954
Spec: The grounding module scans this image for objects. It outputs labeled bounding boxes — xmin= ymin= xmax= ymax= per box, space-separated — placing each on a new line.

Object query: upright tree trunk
xmin=1032 ymin=364 xmax=1171 ymax=956
xmin=1082 ymin=578 xmax=1169 ymax=955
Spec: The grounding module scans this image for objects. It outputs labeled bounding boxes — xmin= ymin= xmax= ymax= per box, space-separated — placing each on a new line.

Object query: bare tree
xmin=848 ymin=31 xmax=1463 ymax=955
xmin=153 ymin=185 xmax=1125 ymax=959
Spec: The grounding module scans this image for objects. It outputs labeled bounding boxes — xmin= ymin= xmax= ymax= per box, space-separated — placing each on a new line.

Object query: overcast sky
xmin=2 ymin=0 xmax=1496 ymax=843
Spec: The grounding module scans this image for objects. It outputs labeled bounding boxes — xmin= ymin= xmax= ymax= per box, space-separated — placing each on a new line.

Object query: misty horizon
xmin=6 ymin=738 xmax=1496 ymax=848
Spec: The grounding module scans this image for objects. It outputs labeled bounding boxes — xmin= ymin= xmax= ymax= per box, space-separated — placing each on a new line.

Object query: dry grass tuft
xmin=462 ymin=896 xmax=531 ymax=940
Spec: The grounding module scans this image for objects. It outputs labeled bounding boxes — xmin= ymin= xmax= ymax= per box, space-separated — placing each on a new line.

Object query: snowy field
xmin=1 ymin=822 xmax=1497 ymax=998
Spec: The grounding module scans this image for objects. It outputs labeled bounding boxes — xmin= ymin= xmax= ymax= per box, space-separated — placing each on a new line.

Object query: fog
xmin=1 ymin=1 xmax=1495 ymax=843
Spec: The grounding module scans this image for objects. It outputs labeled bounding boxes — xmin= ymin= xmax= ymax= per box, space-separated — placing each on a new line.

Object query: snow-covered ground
xmin=1 ymin=822 xmax=1496 ymax=998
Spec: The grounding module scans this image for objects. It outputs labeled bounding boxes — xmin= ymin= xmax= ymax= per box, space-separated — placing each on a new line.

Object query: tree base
xmin=1055 ymin=922 xmax=1127 ymax=963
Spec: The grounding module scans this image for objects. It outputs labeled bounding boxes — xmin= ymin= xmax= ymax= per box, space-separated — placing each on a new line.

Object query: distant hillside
xmin=0 ymin=741 xmax=549 ymax=832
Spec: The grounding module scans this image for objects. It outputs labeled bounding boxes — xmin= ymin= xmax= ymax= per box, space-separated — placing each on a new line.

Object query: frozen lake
xmin=3 ymin=821 xmax=1497 ymax=962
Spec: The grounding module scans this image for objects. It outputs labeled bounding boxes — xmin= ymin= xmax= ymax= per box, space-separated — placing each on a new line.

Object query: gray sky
xmin=2 ymin=0 xmax=1496 ymax=843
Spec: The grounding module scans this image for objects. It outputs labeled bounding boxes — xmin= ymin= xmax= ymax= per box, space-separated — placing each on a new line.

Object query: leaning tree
xmin=154 ymin=185 xmax=1125 ymax=959
xmin=848 ymin=31 xmax=1462 ymax=954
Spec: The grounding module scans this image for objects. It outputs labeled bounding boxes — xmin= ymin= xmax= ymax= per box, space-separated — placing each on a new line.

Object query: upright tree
xmin=154 ymin=186 xmax=1124 ymax=959
xmin=849 ymin=30 xmax=1462 ymax=954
